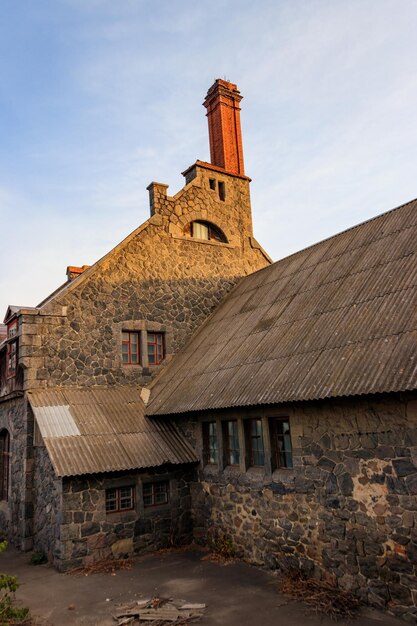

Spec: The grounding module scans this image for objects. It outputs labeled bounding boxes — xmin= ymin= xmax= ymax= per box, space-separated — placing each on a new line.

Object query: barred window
xmin=105 ymin=486 xmax=134 ymax=513
xmin=143 ymin=481 xmax=169 ymax=507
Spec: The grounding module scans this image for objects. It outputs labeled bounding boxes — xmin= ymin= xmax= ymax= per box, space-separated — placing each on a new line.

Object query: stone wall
xmin=0 ymin=396 xmax=33 ymax=549
xmin=33 ymin=444 xmax=62 ymax=559
xmin=56 ymin=466 xmax=195 ymax=571
xmin=17 ymin=163 xmax=269 ymax=392
xmin=180 ymin=392 xmax=417 ymax=622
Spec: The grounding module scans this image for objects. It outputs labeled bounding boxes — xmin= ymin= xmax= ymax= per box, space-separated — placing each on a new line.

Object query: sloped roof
xmin=28 ymin=387 xmax=197 ymax=477
xmin=147 ymin=199 xmax=417 ymax=416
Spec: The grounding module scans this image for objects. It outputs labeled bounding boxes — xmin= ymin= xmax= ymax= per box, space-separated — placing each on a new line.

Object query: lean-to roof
xmin=28 ymin=386 xmax=197 ymax=477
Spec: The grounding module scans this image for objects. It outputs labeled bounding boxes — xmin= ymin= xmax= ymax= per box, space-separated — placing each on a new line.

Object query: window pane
xmin=271 ymin=418 xmax=293 ymax=469
xmin=225 ymin=421 xmax=240 ymax=465
xmin=249 ymin=419 xmax=264 ymax=466
xmin=193 ymin=222 xmax=209 ymax=239
xmin=143 ymin=482 xmax=169 ymax=507
xmin=106 ymin=488 xmax=117 ymax=512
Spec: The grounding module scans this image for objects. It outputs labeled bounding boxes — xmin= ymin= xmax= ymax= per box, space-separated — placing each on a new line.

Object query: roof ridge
xmin=238 ymin=197 xmax=417 ymax=285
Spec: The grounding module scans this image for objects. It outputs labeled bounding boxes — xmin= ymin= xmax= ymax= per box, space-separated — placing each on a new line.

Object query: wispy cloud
xmin=0 ymin=0 xmax=416 ymax=315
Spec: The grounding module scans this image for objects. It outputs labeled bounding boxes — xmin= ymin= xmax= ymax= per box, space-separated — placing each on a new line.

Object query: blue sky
xmin=1 ymin=0 xmax=416 ymax=317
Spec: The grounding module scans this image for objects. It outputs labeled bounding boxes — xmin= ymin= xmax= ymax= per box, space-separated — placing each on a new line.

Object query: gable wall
xmin=17 ymin=166 xmax=269 ymax=390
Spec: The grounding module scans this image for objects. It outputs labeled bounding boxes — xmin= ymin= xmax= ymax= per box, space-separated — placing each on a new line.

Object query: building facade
xmin=0 ymin=79 xmax=416 ymax=621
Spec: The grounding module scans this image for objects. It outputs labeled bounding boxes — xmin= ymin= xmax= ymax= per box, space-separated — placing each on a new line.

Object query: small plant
xmin=29 ymin=551 xmax=47 ymax=566
xmin=0 ymin=541 xmax=30 ymax=624
xmin=210 ymin=532 xmax=235 ymax=560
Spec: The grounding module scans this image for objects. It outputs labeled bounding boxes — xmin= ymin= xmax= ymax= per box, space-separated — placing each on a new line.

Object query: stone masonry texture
xmin=180 ymin=393 xmax=417 ymax=623
xmin=0 ymin=161 xmax=268 ymax=566
xmin=18 ymin=163 xmax=269 ymax=391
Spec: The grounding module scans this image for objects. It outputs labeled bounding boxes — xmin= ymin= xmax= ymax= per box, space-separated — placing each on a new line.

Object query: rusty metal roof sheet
xmin=28 ymin=387 xmax=197 ymax=477
xmin=148 ymin=199 xmax=417 ymax=416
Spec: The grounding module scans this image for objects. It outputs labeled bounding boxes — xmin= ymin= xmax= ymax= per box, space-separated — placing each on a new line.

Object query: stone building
xmin=0 ymin=78 xmax=417 ymax=621
xmin=0 ymin=79 xmax=270 ymax=566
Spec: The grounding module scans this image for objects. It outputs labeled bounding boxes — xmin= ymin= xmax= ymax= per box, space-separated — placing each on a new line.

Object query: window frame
xmin=105 ymin=485 xmax=135 ymax=513
xmin=245 ymin=418 xmax=265 ymax=467
xmin=147 ymin=332 xmax=165 ymax=366
xmin=0 ymin=430 xmax=10 ymax=501
xmin=191 ymin=221 xmax=228 ymax=243
xmin=270 ymin=417 xmax=293 ymax=469
xmin=143 ymin=481 xmax=169 ymax=508
xmin=6 ymin=340 xmax=17 ymax=379
xmin=202 ymin=421 xmax=219 ymax=465
xmin=223 ymin=420 xmax=240 ymax=466
xmin=121 ymin=331 xmax=140 ymax=365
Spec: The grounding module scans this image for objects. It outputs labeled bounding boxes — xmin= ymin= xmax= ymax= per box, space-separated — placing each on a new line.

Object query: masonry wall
xmin=17 ymin=165 xmax=269 ymax=391
xmin=55 ymin=465 xmax=195 ymax=571
xmin=179 ymin=392 xmax=417 ymax=622
xmin=0 ymin=397 xmax=33 ymax=549
xmin=33 ymin=445 xmax=62 ymax=559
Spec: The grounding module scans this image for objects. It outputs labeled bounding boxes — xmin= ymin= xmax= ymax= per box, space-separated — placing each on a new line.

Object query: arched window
xmin=0 ymin=430 xmax=10 ymax=501
xmin=190 ymin=221 xmax=228 ymax=243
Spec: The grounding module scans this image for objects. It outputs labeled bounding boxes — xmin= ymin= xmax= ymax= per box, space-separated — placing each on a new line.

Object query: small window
xmin=203 ymin=421 xmax=218 ymax=465
xmin=223 ymin=420 xmax=240 ymax=466
xmin=143 ymin=481 xmax=169 ymax=507
xmin=270 ymin=418 xmax=293 ymax=469
xmin=6 ymin=341 xmax=17 ymax=378
xmin=147 ymin=332 xmax=164 ymax=365
xmin=246 ymin=419 xmax=265 ymax=466
xmin=105 ymin=486 xmax=134 ymax=513
xmin=121 ymin=331 xmax=140 ymax=365
xmin=191 ymin=221 xmax=227 ymax=243
xmin=218 ymin=181 xmax=226 ymax=201
xmin=209 ymin=178 xmax=216 ymax=190
xmin=7 ymin=320 xmax=18 ymax=339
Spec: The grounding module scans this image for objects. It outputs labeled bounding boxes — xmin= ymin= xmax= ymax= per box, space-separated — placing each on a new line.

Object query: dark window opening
xmin=191 ymin=221 xmax=227 ymax=243
xmin=147 ymin=332 xmax=165 ymax=365
xmin=203 ymin=421 xmax=218 ymax=465
xmin=121 ymin=331 xmax=140 ymax=365
xmin=6 ymin=341 xmax=17 ymax=378
xmin=209 ymin=178 xmax=216 ymax=190
xmin=218 ymin=181 xmax=226 ymax=201
xmin=270 ymin=418 xmax=293 ymax=469
xmin=246 ymin=419 xmax=265 ymax=466
xmin=143 ymin=481 xmax=169 ymax=507
xmin=223 ymin=420 xmax=240 ymax=466
xmin=0 ymin=431 xmax=10 ymax=501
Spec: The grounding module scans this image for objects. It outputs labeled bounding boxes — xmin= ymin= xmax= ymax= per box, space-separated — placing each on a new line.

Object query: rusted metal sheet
xmin=28 ymin=387 xmax=197 ymax=477
xmin=148 ymin=199 xmax=417 ymax=416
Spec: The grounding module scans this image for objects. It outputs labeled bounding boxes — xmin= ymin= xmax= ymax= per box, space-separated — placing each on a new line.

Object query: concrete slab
xmin=3 ymin=545 xmax=405 ymax=626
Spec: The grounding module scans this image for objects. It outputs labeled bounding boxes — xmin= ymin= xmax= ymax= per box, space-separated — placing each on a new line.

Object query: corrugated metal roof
xmin=28 ymin=387 xmax=197 ymax=477
xmin=148 ymin=198 xmax=417 ymax=416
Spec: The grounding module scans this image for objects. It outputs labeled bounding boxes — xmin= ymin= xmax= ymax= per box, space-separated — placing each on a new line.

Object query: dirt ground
xmin=3 ymin=544 xmax=406 ymax=626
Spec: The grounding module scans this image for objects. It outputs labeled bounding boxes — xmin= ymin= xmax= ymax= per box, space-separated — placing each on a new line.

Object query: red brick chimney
xmin=203 ymin=79 xmax=245 ymax=176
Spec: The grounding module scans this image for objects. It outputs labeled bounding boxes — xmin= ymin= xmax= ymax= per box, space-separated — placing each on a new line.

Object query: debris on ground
xmin=68 ymin=558 xmax=133 ymax=576
xmin=278 ymin=572 xmax=360 ymax=621
xmin=200 ymin=552 xmax=235 ymax=565
xmin=113 ymin=597 xmax=206 ymax=625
